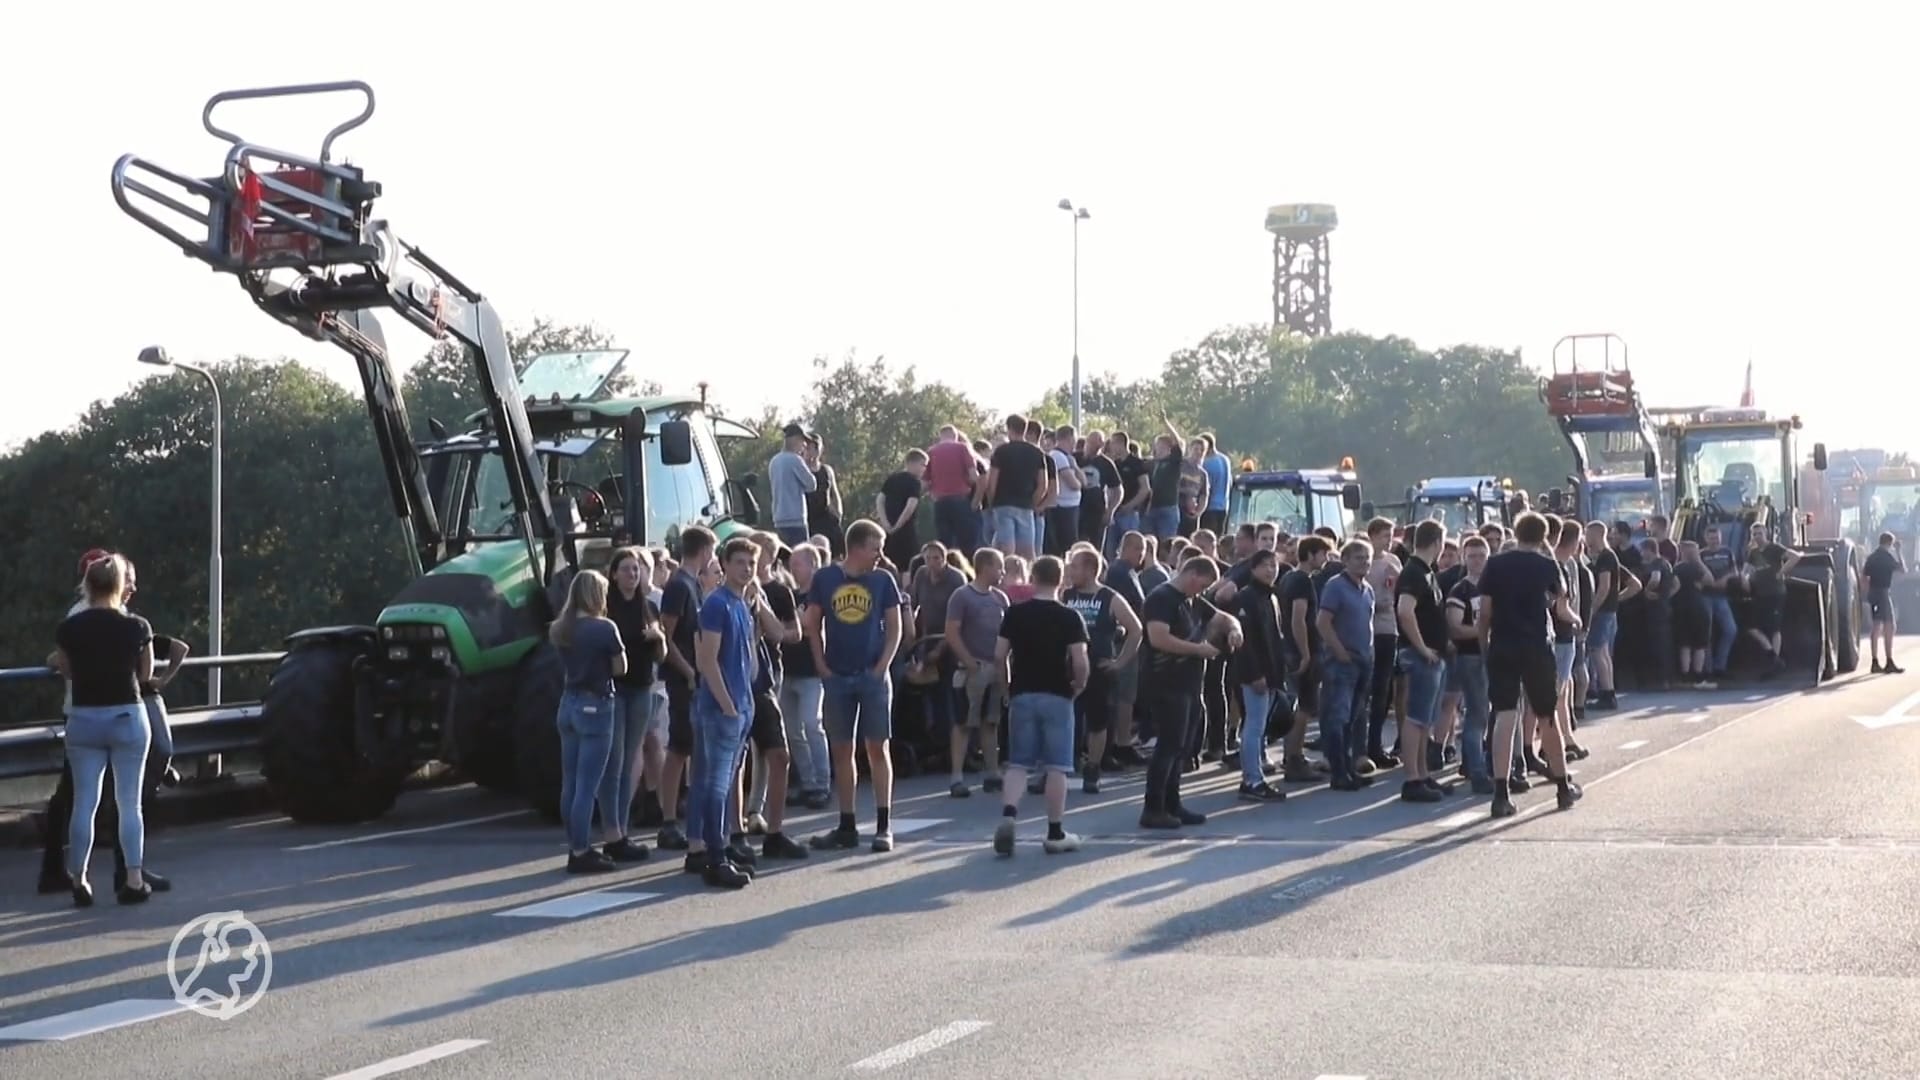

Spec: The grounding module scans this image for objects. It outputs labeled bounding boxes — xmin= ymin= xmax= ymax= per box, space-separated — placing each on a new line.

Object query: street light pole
xmin=1058 ymin=199 xmax=1091 ymax=430
xmin=139 ymin=347 xmax=223 ymax=707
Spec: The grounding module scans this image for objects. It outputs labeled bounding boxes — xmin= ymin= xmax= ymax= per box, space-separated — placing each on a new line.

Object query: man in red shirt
xmin=925 ymin=426 xmax=981 ymax=554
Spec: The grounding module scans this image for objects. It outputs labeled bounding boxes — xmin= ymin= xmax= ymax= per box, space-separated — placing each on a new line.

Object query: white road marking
xmin=1618 ymin=739 xmax=1650 ymax=750
xmin=1273 ymin=874 xmax=1344 ymax=902
xmin=285 ymin=810 xmax=530 ymax=851
xmin=883 ymin=818 xmax=948 ymax=836
xmin=496 ymin=889 xmax=661 ymax=919
xmin=1315 ymin=1075 xmax=1369 ymax=1079
xmin=1433 ymin=809 xmax=1483 ymax=829
xmin=0 ymin=999 xmax=188 ymax=1042
xmin=325 ymin=1039 xmax=489 ymax=1078
xmin=1682 ymin=713 xmax=1708 ymax=723
xmin=1851 ymin=688 xmax=1920 ymax=729
xmin=849 ymin=1021 xmax=991 ymax=1071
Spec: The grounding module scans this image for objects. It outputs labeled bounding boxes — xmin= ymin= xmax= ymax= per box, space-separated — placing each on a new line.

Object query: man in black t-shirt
xmin=1445 ymin=535 xmax=1495 ymax=793
xmin=1138 ymin=557 xmax=1242 ymax=828
xmin=1863 ymin=531 xmax=1906 ymax=672
xmin=655 ymin=525 xmax=716 ymax=854
xmin=983 ymin=414 xmax=1048 ymax=559
xmin=1585 ymin=520 xmax=1640 ymax=712
xmin=1109 ymin=433 xmax=1151 ymax=559
xmin=1144 ymin=431 xmax=1186 ymax=544
xmin=1741 ymin=527 xmax=1801 ymax=676
xmin=1477 ymin=511 xmax=1581 ymax=818
xmin=1064 ymin=548 xmax=1142 ymax=794
xmin=992 ymin=556 xmax=1089 ymax=856
xmin=1698 ymin=527 xmax=1739 ymax=679
xmin=1394 ymin=520 xmax=1450 ymax=802
xmin=1077 ymin=432 xmax=1124 ymax=551
xmin=1276 ymin=535 xmax=1332 ymax=782
xmin=877 ymin=450 xmax=926 ymax=570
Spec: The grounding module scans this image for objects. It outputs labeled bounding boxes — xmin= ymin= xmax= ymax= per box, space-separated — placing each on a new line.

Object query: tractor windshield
xmin=1677 ymin=428 xmax=1787 ymax=510
xmin=1589 ymin=484 xmax=1659 ymax=525
xmin=1231 ymin=485 xmax=1310 ymax=534
xmin=1410 ymin=497 xmax=1484 ymax=535
xmin=1870 ymin=482 xmax=1920 ymax=538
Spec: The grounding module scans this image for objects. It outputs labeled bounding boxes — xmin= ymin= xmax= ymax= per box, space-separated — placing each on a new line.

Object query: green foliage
xmin=796 ymin=352 xmax=993 ymax=520
xmin=1037 ymin=326 xmax=1569 ymax=499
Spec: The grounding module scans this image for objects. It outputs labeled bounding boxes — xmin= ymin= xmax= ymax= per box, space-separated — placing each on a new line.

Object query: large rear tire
xmin=512 ymin=642 xmax=565 ymax=822
xmin=452 ymin=674 xmax=519 ymax=794
xmin=260 ymin=641 xmax=409 ymax=824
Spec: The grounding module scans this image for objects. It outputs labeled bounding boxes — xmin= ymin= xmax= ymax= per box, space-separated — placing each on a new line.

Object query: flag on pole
xmin=1739 ymin=359 xmax=1755 ymax=408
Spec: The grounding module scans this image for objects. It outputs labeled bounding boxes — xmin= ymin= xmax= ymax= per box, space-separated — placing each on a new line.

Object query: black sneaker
xmin=682 ymin=853 xmax=707 ymax=874
xmin=993 ymin=819 xmax=1016 ymax=856
xmin=1507 ymin=775 xmax=1531 ymax=794
xmin=1173 ymin=807 xmax=1207 ymax=826
xmin=1082 ymin=770 xmax=1102 ymax=795
xmin=1889 ymin=663 xmax=1908 ymax=675
xmin=656 ymin=823 xmax=690 ymax=851
xmin=982 ymin=776 xmax=1004 ymax=793
xmin=725 ymin=840 xmax=758 ymax=867
xmin=703 ymin=862 xmax=752 ymax=889
xmin=1400 ymin=780 xmax=1442 ymax=803
xmin=809 ymin=826 xmax=860 ymax=851
xmin=1423 ymin=778 xmax=1453 ymax=796
xmin=949 ymin=781 xmax=972 ymax=798
xmin=568 ymin=850 xmax=617 ymax=874
xmin=761 ymin=832 xmax=809 ymax=860
xmin=1491 ymin=794 xmax=1516 ymax=819
xmin=1873 ymin=660 xmax=1886 ymax=673
xmin=1237 ymin=782 xmax=1285 ymax=803
xmin=602 ymin=838 xmax=650 ymax=864
xmin=1139 ymin=810 xmax=1183 ymax=830
xmin=1556 ymin=781 xmax=1584 ymax=811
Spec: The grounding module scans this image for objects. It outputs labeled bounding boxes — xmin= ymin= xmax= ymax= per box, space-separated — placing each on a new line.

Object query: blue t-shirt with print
xmin=808 ymin=564 xmax=901 ymax=676
xmin=695 ymin=586 xmax=756 ymax=713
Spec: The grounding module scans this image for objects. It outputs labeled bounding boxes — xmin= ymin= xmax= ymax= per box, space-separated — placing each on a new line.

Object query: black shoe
xmin=727 ymin=838 xmax=758 ymax=867
xmin=1370 ymin=750 xmax=1401 ymax=771
xmin=761 ymin=832 xmax=809 ymax=860
xmin=703 ymin=862 xmax=752 ymax=889
xmin=602 ymin=838 xmax=650 ymax=864
xmin=116 ymin=882 xmax=153 ymax=905
xmin=1507 ymin=775 xmax=1532 ymax=794
xmin=682 ymin=853 xmax=707 ymax=874
xmin=1351 ymin=771 xmax=1375 ymax=787
xmin=1556 ymin=781 xmax=1584 ymax=811
xmin=808 ymin=826 xmax=861 ymax=851
xmin=1889 ymin=663 xmax=1907 ymax=675
xmin=1139 ymin=810 xmax=1183 ymax=829
xmin=981 ymin=776 xmax=1004 ymax=794
xmin=1566 ymin=743 xmax=1591 ymax=761
xmin=1423 ymin=778 xmax=1453 ymax=796
xmin=802 ymin=790 xmax=833 ymax=810
xmin=1524 ymin=751 xmax=1552 ymax=776
xmin=1237 ymin=782 xmax=1286 ymax=803
xmin=114 ymin=868 xmax=172 ymax=893
xmin=1173 ymin=807 xmax=1207 ymax=826
xmin=71 ymin=881 xmax=93 ymax=908
xmin=1491 ymin=795 xmax=1516 ymax=819
xmin=1873 ymin=660 xmax=1885 ymax=673
xmin=567 ymin=850 xmax=617 ymax=874
xmin=655 ymin=824 xmax=690 ymax=851
xmin=1425 ymin=743 xmax=1445 ymax=773
xmin=1330 ymin=775 xmax=1363 ymax=792
xmin=1400 ymin=780 xmax=1442 ymax=803
xmin=1082 ymin=770 xmax=1102 ymax=795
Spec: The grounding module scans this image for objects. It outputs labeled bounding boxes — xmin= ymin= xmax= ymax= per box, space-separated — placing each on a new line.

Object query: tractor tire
xmin=260 ymin=641 xmax=408 ymax=824
xmin=452 ymin=674 xmax=519 ymax=794
xmin=1831 ymin=540 xmax=1862 ymax=674
xmin=512 ymin=642 xmax=566 ymax=822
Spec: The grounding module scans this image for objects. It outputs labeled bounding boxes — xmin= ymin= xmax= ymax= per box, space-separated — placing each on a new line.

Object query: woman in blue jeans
xmin=51 ymin=554 xmax=154 ymax=906
xmin=550 ymin=570 xmax=629 ymax=875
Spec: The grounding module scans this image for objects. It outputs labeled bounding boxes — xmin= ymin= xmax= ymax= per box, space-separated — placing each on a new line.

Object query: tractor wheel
xmin=452 ymin=674 xmax=519 ymax=794
xmin=260 ymin=641 xmax=408 ymax=824
xmin=512 ymin=641 xmax=566 ymax=823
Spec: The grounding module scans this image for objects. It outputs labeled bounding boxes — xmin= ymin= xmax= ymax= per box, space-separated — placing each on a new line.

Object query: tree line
xmin=0 ymin=321 xmax=1570 ymax=724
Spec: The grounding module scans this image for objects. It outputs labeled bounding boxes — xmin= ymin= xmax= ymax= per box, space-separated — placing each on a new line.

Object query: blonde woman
xmin=50 ymin=555 xmax=153 ymax=906
xmin=550 ymin=570 xmax=628 ymax=875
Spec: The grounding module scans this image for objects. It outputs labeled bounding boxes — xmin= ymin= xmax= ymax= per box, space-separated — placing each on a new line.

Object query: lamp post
xmin=1057 ymin=198 xmax=1091 ymax=430
xmin=139 ymin=346 xmax=223 ymax=707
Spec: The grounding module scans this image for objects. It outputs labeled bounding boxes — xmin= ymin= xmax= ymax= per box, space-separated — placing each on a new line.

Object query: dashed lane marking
xmin=849 ymin=1020 xmax=992 ymax=1071
xmin=1273 ymin=874 xmax=1344 ymax=903
xmin=1618 ymin=740 xmax=1650 ymax=750
xmin=325 ymin=1038 xmax=490 ymax=1079
xmin=1432 ymin=809 xmax=1484 ymax=829
xmin=496 ymin=890 xmax=661 ymax=919
xmin=0 ymin=999 xmax=188 ymax=1042
xmin=285 ymin=811 xmax=531 ymax=851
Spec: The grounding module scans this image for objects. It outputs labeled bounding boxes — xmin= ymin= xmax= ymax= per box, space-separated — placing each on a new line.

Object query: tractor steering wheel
xmin=553 ymin=480 xmax=608 ymax=528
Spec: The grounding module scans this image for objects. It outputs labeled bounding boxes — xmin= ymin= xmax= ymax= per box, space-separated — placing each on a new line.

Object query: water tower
xmin=1266 ymin=203 xmax=1337 ymax=337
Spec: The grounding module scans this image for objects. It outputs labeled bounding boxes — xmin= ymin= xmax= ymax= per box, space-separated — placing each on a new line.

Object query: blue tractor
xmin=1226 ymin=458 xmax=1364 ymax=537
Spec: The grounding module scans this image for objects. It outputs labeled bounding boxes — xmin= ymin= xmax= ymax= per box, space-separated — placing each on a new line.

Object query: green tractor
xmin=109 ymin=81 xmax=762 ymax=823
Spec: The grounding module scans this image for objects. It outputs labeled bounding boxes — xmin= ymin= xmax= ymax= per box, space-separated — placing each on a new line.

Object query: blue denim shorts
xmin=1553 ymin=641 xmax=1577 ymax=684
xmin=822 ymin=671 xmax=893 ymax=743
xmin=1007 ymin=692 xmax=1075 ymax=774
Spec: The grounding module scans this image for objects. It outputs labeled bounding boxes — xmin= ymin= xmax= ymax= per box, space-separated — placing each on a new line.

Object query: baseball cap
xmin=78 ymin=548 xmax=113 ymax=578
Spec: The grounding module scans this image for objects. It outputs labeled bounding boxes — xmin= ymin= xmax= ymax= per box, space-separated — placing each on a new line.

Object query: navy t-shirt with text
xmin=808 ymin=564 xmax=902 ymax=676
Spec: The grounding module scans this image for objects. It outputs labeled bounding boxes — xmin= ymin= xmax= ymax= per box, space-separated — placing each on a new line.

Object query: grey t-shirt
xmin=944 ymin=584 xmax=1010 ymax=663
xmin=769 ymin=450 xmax=816 ymax=527
xmin=912 ymin=564 xmax=967 ymax=640
xmin=559 ymin=617 xmax=625 ymax=696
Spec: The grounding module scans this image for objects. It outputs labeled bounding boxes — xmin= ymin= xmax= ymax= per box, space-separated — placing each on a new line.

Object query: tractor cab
xmin=1406 ymin=476 xmax=1509 ymax=533
xmin=1570 ymin=473 xmax=1666 ymax=538
xmin=1227 ymin=457 xmax=1362 ymax=537
xmin=423 ymin=350 xmax=760 ymax=584
xmin=1660 ymin=407 xmax=1806 ymax=563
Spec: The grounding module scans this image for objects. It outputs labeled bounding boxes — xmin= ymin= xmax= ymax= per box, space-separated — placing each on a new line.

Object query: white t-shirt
xmin=1049 ymin=449 xmax=1082 ymax=509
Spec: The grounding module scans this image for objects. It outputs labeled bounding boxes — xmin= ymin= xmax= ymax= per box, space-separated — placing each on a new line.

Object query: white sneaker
xmin=1042 ymin=832 xmax=1082 ymax=855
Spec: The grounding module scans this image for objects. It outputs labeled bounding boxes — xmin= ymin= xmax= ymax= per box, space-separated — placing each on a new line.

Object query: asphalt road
xmin=5 ymin=662 xmax=1920 ymax=1079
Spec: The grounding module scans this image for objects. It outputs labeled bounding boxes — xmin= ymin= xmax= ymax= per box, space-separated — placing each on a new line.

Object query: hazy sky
xmin=7 ymin=2 xmax=1913 ymax=457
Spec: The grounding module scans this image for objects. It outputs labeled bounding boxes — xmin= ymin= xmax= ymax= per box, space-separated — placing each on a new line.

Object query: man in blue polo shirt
xmin=1199 ymin=433 xmax=1232 ymax=535
xmin=804 ymin=519 xmax=905 ymax=853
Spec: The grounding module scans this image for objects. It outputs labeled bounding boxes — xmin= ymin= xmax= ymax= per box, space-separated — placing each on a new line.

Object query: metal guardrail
xmin=0 ymin=652 xmax=284 ymax=781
